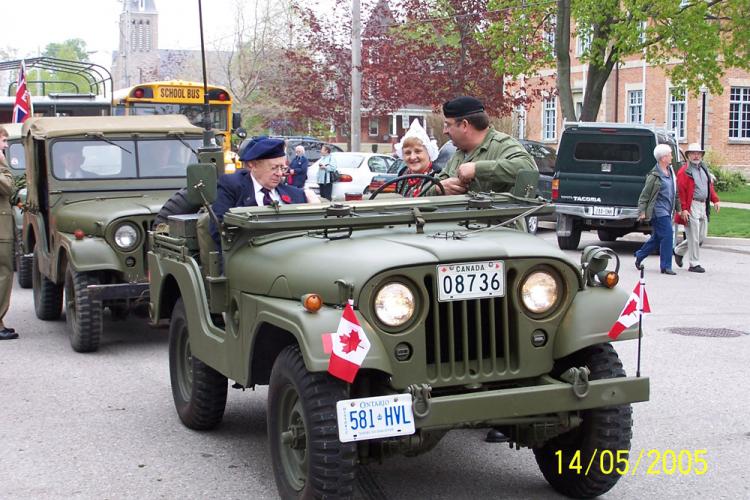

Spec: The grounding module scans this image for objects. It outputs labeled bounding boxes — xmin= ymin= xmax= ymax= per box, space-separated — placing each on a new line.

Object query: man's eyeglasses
xmin=265 ymin=165 xmax=289 ymax=174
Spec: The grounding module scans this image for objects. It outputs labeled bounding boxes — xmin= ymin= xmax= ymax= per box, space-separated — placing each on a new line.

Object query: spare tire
xmin=154 ymin=188 xmax=202 ymax=227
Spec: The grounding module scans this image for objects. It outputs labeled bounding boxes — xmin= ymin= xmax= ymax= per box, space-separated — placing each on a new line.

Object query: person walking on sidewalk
xmin=0 ymin=126 xmax=18 ymax=340
xmin=634 ymin=144 xmax=685 ymax=275
xmin=673 ymin=143 xmax=720 ymax=273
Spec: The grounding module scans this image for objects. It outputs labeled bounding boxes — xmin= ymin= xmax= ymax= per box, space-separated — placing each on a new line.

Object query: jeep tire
xmin=597 ymin=229 xmax=618 ymax=242
xmin=65 ymin=265 xmax=103 ymax=353
xmin=533 ymin=343 xmax=632 ymax=498
xmin=268 ymin=345 xmax=356 ymax=499
xmin=32 ymin=247 xmax=63 ymax=320
xmin=557 ymin=225 xmax=582 ymax=250
xmin=154 ymin=188 xmax=202 ymax=227
xmin=169 ymin=298 xmax=227 ymax=430
xmin=17 ymin=253 xmax=32 ymax=288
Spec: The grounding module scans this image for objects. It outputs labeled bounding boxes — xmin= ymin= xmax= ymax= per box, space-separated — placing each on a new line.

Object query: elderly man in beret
xmin=673 ymin=143 xmax=720 ymax=273
xmin=427 ymin=96 xmax=537 ymax=196
xmin=210 ymin=137 xmax=317 ymax=244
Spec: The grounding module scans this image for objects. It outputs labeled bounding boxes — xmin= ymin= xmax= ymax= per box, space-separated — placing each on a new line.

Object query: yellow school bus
xmin=112 ymin=80 xmax=243 ymax=171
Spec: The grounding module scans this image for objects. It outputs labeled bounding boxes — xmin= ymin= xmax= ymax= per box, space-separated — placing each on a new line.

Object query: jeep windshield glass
xmin=52 ymin=138 xmax=202 ymax=180
xmin=574 ymin=142 xmax=641 ymax=163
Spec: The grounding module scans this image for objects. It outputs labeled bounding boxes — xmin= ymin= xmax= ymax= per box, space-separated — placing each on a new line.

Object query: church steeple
xmin=112 ymin=0 xmax=160 ymax=88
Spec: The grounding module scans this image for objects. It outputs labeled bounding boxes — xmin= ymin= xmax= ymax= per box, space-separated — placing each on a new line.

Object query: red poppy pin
xmin=281 ymin=194 xmax=291 ymax=203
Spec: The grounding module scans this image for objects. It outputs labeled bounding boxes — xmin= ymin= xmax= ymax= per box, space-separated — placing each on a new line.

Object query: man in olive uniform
xmin=0 ymin=126 xmax=17 ymax=340
xmin=427 ymin=96 xmax=537 ymax=196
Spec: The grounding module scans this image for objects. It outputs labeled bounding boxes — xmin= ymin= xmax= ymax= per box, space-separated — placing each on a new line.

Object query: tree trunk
xmin=555 ymin=0 xmax=576 ymax=122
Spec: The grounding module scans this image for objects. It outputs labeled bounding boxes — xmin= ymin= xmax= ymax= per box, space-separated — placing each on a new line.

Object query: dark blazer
xmin=211 ymin=169 xmax=306 ymax=244
xmin=289 ymin=155 xmax=309 ymax=187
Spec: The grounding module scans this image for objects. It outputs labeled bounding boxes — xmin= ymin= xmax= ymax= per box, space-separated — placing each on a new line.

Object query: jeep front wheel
xmin=268 ymin=345 xmax=356 ymax=499
xmin=169 ymin=298 xmax=227 ymax=430
xmin=534 ymin=343 xmax=633 ymax=498
xmin=32 ymin=247 xmax=62 ymax=320
xmin=64 ymin=265 xmax=103 ymax=352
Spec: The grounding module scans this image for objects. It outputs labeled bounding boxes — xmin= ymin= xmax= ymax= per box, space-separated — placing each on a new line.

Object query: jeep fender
xmin=58 ymin=233 xmax=123 ymax=275
xmin=245 ymin=295 xmax=392 ymax=377
xmin=553 ymin=287 xmax=638 ymax=359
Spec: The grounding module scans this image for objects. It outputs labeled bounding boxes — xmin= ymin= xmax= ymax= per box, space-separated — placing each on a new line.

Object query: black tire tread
xmin=154 ymin=188 xmax=202 ymax=227
xmin=66 ymin=267 xmax=103 ymax=353
xmin=597 ymin=229 xmax=617 ymax=242
xmin=534 ymin=343 xmax=633 ymax=499
xmin=269 ymin=345 xmax=357 ymax=499
xmin=169 ymin=298 xmax=227 ymax=430
xmin=557 ymin=226 xmax=582 ymax=250
xmin=32 ymin=249 xmax=63 ymax=320
xmin=17 ymin=254 xmax=32 ymax=288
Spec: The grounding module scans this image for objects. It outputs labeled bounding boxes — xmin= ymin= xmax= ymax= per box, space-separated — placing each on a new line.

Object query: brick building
xmin=521 ymin=41 xmax=750 ymax=173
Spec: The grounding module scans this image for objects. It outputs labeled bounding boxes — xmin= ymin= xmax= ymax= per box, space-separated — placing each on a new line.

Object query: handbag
xmin=329 ymin=169 xmax=341 ymax=183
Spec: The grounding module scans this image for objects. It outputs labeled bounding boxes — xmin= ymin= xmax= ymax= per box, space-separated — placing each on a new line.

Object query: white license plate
xmin=336 ymin=394 xmax=415 ymax=443
xmin=593 ymin=206 xmax=615 ymax=216
xmin=437 ymin=261 xmax=505 ymax=302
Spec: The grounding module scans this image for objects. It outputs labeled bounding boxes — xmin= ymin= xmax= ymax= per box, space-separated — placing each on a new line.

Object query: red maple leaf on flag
xmin=339 ymin=329 xmax=362 ymax=354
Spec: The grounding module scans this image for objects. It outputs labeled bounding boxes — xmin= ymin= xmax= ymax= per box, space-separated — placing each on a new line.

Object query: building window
xmin=368 ymin=118 xmax=379 ymax=137
xmin=668 ymin=88 xmax=686 ymax=140
xmin=628 ymin=90 xmax=643 ymax=123
xmin=638 ymin=21 xmax=647 ymax=45
xmin=542 ymin=98 xmax=557 ymax=141
xmin=544 ymin=21 xmax=556 ymax=49
xmin=576 ymin=30 xmax=591 ymax=56
xmin=729 ymin=87 xmax=750 ymax=139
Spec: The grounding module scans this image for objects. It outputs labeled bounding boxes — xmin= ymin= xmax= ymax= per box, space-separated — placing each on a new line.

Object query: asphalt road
xmin=1 ymin=229 xmax=748 ymax=499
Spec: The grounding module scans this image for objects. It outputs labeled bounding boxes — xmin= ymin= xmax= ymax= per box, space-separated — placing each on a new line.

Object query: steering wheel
xmin=368 ymin=174 xmax=445 ymax=200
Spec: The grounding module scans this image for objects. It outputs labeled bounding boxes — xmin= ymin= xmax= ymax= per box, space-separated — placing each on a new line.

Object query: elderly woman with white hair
xmin=394 ymin=120 xmax=440 ymax=197
xmin=634 ymin=144 xmax=687 ymax=275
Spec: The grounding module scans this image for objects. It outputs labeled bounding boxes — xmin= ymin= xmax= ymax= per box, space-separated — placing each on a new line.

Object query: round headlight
xmin=374 ymin=283 xmax=415 ymax=328
xmin=114 ymin=223 xmax=139 ymax=250
xmin=521 ymin=271 xmax=559 ymax=315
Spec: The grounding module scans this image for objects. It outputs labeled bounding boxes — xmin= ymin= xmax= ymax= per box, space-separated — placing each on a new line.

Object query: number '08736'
xmin=442 ymin=273 xmax=500 ymax=294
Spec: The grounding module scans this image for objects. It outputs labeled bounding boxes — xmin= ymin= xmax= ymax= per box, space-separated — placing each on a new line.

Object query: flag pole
xmin=636 ymin=265 xmax=644 ymax=377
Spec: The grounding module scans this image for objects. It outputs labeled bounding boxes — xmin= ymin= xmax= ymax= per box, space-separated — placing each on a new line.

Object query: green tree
xmin=27 ymin=38 xmax=92 ymax=95
xmin=487 ymin=0 xmax=750 ymax=121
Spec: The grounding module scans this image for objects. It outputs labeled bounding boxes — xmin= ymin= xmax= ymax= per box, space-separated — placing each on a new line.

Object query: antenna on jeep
xmin=195 ymin=0 xmax=223 ymax=175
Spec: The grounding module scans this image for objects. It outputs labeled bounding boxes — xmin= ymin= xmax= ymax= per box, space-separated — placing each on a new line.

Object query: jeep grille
xmin=423 ymin=276 xmax=518 ymax=383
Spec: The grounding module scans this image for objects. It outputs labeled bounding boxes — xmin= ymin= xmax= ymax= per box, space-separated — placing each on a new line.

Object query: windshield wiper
xmin=85 ymin=133 xmax=132 ymax=154
xmin=169 ymin=133 xmax=198 ymax=156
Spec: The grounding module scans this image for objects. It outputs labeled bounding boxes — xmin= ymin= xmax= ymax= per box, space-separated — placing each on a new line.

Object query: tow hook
xmin=560 ymin=367 xmax=591 ymax=399
xmin=407 ymin=383 xmax=432 ymax=418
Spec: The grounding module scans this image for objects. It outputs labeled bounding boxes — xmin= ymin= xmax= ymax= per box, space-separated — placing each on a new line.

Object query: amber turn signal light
xmin=597 ymin=271 xmax=619 ymax=288
xmin=301 ymin=293 xmax=323 ymax=313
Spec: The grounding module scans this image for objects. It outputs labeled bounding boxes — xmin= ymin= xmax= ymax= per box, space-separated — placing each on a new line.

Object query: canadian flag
xmin=608 ymin=280 xmax=651 ymax=339
xmin=324 ymin=300 xmax=371 ymax=383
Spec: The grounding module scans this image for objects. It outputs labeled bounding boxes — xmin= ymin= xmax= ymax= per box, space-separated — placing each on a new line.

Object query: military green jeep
xmin=148 ymin=167 xmax=649 ymax=498
xmin=21 ymin=115 xmax=204 ymax=352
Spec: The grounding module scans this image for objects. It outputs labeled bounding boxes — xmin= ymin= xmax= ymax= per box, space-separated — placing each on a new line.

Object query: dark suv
xmin=553 ymin=123 xmax=681 ymax=249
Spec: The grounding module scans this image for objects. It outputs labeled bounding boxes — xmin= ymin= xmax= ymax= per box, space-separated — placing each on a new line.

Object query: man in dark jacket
xmin=288 ymin=145 xmax=309 ymax=188
xmin=211 ymin=137 xmax=309 ymax=245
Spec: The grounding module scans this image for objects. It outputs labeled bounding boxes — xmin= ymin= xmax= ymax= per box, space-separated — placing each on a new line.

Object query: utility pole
xmin=350 ymin=0 xmax=361 ymax=153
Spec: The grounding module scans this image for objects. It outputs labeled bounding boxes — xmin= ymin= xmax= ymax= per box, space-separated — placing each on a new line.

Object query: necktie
xmin=260 ymin=187 xmax=273 ymax=206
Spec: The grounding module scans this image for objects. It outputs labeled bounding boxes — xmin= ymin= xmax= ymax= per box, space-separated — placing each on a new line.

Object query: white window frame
xmin=729 ymin=86 xmax=750 ymax=139
xmin=667 ymin=88 xmax=687 ymax=140
xmin=544 ymin=21 xmax=556 ymax=49
xmin=542 ymin=98 xmax=557 ymax=141
xmin=627 ymin=90 xmax=643 ymax=124
xmin=368 ymin=118 xmax=379 ymax=137
xmin=576 ymin=30 xmax=591 ymax=56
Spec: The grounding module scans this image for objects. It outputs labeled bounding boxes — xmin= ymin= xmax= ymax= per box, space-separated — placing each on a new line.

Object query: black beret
xmin=240 ymin=137 xmax=286 ymax=161
xmin=443 ymin=96 xmax=485 ymax=118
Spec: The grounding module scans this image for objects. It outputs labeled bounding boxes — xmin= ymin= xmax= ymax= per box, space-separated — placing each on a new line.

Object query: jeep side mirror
xmin=511 ymin=170 xmax=540 ymax=198
xmin=186 ymin=163 xmax=217 ymax=206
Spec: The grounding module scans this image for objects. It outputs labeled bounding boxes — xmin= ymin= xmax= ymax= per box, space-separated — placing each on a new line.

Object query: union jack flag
xmin=13 ymin=60 xmax=32 ymax=123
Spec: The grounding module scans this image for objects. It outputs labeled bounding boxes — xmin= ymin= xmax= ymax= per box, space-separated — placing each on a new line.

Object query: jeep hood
xmin=53 ymin=193 xmax=170 ymax=235
xmin=226 ymin=225 xmax=579 ymax=300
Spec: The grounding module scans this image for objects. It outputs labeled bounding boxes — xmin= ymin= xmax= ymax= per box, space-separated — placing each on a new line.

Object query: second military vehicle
xmin=149 ymin=164 xmax=649 ymax=499
xmin=21 ymin=115 xmax=204 ymax=352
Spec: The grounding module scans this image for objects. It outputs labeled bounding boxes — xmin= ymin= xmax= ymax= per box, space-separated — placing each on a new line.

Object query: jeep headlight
xmin=521 ymin=270 xmax=559 ymax=315
xmin=113 ymin=223 xmax=139 ymax=251
xmin=374 ymin=282 xmax=415 ymax=328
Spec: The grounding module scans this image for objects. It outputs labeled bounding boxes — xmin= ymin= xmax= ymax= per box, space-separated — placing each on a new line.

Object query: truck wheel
xmin=526 ymin=216 xmax=539 ymax=235
xmin=32 ymin=248 xmax=63 ymax=320
xmin=169 ymin=298 xmax=227 ymax=430
xmin=17 ymin=253 xmax=32 ymax=288
xmin=597 ymin=229 xmax=617 ymax=242
xmin=64 ymin=265 xmax=103 ymax=353
xmin=268 ymin=345 xmax=356 ymax=499
xmin=557 ymin=226 xmax=582 ymax=250
xmin=534 ymin=343 xmax=632 ymax=498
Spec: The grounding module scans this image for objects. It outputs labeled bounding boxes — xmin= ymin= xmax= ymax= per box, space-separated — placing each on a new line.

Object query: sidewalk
xmin=722 ymin=201 xmax=750 ymax=210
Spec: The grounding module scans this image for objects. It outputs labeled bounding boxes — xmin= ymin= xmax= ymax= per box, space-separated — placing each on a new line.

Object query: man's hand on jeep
xmin=441 ymin=178 xmax=468 ymax=195
xmin=638 ymin=213 xmax=645 ymax=221
xmin=457 ymin=162 xmax=476 ymax=185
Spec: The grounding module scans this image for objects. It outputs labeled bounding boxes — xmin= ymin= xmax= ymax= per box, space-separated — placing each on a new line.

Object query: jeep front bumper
xmin=86 ymin=283 xmax=150 ymax=301
xmin=414 ymin=375 xmax=649 ymax=430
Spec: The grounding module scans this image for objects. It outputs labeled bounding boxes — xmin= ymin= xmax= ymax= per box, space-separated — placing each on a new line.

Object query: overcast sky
xmin=3 ymin=0 xmax=253 ymax=68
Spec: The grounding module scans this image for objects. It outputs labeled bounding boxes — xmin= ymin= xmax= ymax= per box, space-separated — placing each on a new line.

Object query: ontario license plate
xmin=437 ymin=261 xmax=505 ymax=302
xmin=336 ymin=394 xmax=415 ymax=443
xmin=593 ymin=206 xmax=615 ymax=216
